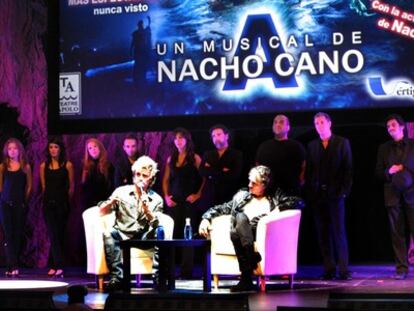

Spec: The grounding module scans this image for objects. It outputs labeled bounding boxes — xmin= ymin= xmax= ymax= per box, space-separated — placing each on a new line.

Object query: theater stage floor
xmin=1 ymin=264 xmax=413 ymax=310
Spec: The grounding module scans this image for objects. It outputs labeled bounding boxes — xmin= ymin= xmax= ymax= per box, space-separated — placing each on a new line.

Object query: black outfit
xmin=256 ymin=139 xmax=306 ymax=195
xmin=43 ymin=163 xmax=70 ymax=269
xmin=306 ymin=135 xmax=353 ymax=276
xmin=0 ymin=169 xmax=27 ymax=271
xmin=167 ymin=161 xmax=202 ymax=277
xmin=81 ymin=160 xmax=114 ymax=209
xmin=114 ymin=154 xmax=136 ymax=188
xmin=199 ymin=148 xmax=243 ymax=208
xmin=376 ymin=138 xmax=414 ymax=274
xmin=202 ymin=189 xmax=303 ymax=283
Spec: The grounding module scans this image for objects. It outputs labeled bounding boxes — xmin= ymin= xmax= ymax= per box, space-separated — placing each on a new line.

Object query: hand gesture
xmin=198 ymin=219 xmax=211 ymax=238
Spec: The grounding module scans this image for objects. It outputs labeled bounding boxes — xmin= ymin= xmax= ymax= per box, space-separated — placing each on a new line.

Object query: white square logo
xmin=59 ymin=72 xmax=81 ymax=115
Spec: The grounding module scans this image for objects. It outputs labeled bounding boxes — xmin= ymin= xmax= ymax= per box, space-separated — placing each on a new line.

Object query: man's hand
xmin=186 ymin=193 xmax=200 ymax=204
xmin=99 ymin=197 xmax=118 ymax=216
xmin=198 ymin=219 xmax=211 ymax=238
xmin=389 ymin=164 xmax=404 ymax=175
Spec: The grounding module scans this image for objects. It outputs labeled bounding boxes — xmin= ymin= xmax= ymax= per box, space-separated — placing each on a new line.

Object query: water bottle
xmin=156 ymin=225 xmax=165 ymax=240
xmin=184 ymin=217 xmax=193 ymax=240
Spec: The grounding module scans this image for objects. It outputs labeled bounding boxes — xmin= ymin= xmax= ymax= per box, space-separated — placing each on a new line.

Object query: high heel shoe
xmin=47 ymin=269 xmax=56 ymax=277
xmin=54 ymin=269 xmax=64 ymax=278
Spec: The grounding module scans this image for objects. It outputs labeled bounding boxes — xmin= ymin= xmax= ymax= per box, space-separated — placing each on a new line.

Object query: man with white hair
xmin=99 ymin=155 xmax=164 ymax=291
xmin=199 ymin=165 xmax=303 ymax=291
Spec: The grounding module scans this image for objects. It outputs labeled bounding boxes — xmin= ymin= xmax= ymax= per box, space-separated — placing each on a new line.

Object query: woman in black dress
xmin=81 ymin=138 xmax=114 ymax=210
xmin=162 ymin=128 xmax=204 ymax=277
xmin=0 ymin=138 xmax=32 ymax=277
xmin=40 ymin=137 xmax=74 ymax=277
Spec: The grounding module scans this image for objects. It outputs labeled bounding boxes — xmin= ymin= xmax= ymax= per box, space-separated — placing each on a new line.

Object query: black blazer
xmin=306 ymin=135 xmax=353 ymax=200
xmin=375 ymin=138 xmax=414 ymax=206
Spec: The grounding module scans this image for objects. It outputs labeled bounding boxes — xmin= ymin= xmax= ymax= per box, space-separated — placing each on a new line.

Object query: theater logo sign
xmin=59 ymin=72 xmax=82 ymax=115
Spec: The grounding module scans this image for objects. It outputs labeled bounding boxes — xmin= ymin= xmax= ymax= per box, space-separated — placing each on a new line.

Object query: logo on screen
xmin=59 ymin=73 xmax=82 ymax=115
xmin=367 ymin=76 xmax=414 ymax=100
xmin=223 ymin=13 xmax=298 ymax=91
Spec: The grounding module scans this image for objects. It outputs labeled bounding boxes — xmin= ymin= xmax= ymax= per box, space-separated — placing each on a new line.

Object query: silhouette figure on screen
xmin=130 ymin=16 xmax=152 ymax=84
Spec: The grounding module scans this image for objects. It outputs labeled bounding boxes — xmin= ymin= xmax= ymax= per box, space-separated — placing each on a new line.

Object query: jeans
xmin=103 ymin=226 xmax=158 ymax=282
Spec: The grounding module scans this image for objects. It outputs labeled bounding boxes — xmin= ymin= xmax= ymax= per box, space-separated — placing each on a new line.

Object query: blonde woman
xmin=0 ymin=138 xmax=32 ymax=277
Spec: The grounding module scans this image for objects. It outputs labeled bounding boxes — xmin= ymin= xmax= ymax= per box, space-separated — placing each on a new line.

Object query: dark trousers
xmin=230 ymin=213 xmax=256 ymax=275
xmin=312 ymin=194 xmax=349 ymax=274
xmin=44 ymin=200 xmax=68 ymax=268
xmin=386 ymin=202 xmax=414 ymax=273
xmin=0 ymin=201 xmax=25 ymax=270
xmin=169 ymin=202 xmax=195 ymax=276
xmin=103 ymin=227 xmax=159 ymax=282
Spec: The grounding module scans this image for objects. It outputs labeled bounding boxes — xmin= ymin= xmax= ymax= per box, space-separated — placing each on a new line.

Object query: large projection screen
xmin=56 ymin=0 xmax=414 ymax=132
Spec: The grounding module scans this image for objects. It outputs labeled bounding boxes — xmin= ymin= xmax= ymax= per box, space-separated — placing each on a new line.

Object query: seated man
xmin=99 ymin=155 xmax=164 ymax=291
xmin=199 ymin=165 xmax=303 ymax=292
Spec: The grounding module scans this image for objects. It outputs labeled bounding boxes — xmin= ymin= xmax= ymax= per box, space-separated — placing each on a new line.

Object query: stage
xmin=1 ymin=264 xmax=413 ymax=310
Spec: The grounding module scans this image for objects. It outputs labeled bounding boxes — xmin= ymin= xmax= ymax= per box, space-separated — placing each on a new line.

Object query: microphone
xmin=138 ymin=183 xmax=149 ymax=205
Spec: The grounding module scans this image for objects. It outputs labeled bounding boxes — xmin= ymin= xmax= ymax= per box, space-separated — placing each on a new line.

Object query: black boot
xmin=230 ymin=272 xmax=255 ymax=292
xmin=244 ymin=244 xmax=262 ymax=270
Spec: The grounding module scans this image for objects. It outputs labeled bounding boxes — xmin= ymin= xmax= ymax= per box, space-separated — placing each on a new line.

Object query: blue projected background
xmin=59 ymin=0 xmax=414 ymax=120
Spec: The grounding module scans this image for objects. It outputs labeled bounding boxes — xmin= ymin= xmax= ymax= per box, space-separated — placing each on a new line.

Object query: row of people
xmin=0 ymin=112 xmax=412 ymax=287
xmin=99 ymin=111 xmax=414 ymax=293
xmin=0 ymin=127 xmax=241 ymax=278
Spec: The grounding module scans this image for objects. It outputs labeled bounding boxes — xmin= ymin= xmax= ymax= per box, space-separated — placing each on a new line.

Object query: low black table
xmin=120 ymin=239 xmax=211 ymax=292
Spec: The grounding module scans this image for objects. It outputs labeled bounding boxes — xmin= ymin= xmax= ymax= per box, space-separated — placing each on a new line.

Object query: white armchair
xmin=82 ymin=206 xmax=174 ymax=289
xmin=210 ymin=209 xmax=301 ymax=291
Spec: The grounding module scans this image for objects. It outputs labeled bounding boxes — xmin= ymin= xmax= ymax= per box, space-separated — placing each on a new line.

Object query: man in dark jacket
xmin=376 ymin=114 xmax=414 ymax=280
xmin=199 ymin=165 xmax=303 ymax=292
xmin=199 ymin=124 xmax=243 ymax=207
xmin=306 ymin=112 xmax=353 ymax=281
xmin=114 ymin=135 xmax=139 ymax=188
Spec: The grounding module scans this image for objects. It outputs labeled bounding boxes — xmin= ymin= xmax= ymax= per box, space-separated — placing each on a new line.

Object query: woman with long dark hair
xmin=40 ymin=137 xmax=74 ymax=277
xmin=0 ymin=138 xmax=32 ymax=277
xmin=162 ymin=128 xmax=204 ymax=278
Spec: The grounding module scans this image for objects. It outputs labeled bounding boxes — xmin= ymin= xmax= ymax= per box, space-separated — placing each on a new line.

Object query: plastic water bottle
xmin=156 ymin=225 xmax=165 ymax=240
xmin=184 ymin=218 xmax=193 ymax=240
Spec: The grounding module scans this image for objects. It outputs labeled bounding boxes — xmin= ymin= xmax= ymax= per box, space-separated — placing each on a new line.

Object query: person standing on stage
xmin=99 ymin=156 xmax=164 ymax=291
xmin=306 ymin=112 xmax=353 ymax=280
xmin=162 ymin=128 xmax=204 ymax=278
xmin=0 ymin=138 xmax=32 ymax=277
xmin=376 ymin=114 xmax=414 ymax=280
xmin=81 ymin=138 xmax=114 ymax=210
xmin=114 ymin=135 xmax=139 ymax=188
xmin=40 ymin=137 xmax=74 ymax=278
xmin=256 ymin=114 xmax=306 ymax=196
xmin=199 ymin=124 xmax=243 ymax=207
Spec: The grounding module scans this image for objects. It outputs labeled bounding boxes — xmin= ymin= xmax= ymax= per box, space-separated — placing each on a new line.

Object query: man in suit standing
xmin=306 ymin=112 xmax=353 ymax=280
xmin=376 ymin=114 xmax=414 ymax=280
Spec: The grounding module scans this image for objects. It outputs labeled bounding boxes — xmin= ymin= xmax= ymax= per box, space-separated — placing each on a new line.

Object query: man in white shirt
xmin=199 ymin=165 xmax=303 ymax=291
